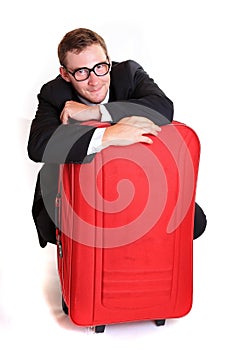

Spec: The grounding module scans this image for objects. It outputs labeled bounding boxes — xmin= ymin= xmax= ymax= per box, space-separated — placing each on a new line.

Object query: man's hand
xmin=60 ymin=101 xmax=101 ymax=124
xmin=102 ymin=116 xmax=161 ymax=147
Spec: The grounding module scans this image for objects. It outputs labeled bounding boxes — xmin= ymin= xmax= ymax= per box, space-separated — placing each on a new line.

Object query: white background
xmin=1 ymin=0 xmax=236 ymax=348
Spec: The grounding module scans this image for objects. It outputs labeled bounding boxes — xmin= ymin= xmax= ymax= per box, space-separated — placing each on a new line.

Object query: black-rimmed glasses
xmin=63 ymin=61 xmax=111 ymax=82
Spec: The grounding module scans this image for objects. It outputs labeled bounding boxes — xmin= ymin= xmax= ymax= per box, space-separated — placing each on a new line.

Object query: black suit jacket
xmin=28 ymin=60 xmax=174 ymax=247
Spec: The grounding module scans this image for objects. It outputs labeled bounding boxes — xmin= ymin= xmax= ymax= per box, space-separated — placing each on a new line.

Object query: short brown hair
xmin=58 ymin=28 xmax=109 ymax=66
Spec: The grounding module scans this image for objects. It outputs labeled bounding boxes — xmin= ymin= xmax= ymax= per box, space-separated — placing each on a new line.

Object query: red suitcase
xmin=55 ymin=121 xmax=200 ymax=332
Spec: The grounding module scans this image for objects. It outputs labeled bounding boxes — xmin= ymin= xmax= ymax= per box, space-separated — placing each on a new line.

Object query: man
xmin=28 ymin=28 xmax=206 ymax=247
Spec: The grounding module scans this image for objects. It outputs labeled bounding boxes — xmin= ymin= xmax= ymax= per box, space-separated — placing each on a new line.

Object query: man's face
xmin=61 ymin=44 xmax=110 ymax=104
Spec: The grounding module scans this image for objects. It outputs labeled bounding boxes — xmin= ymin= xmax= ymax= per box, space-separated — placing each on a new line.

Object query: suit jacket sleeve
xmin=27 ymin=76 xmax=97 ymax=164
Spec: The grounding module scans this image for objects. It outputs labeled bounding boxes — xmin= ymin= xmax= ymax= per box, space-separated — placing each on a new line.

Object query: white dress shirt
xmin=78 ymin=93 xmax=112 ymax=155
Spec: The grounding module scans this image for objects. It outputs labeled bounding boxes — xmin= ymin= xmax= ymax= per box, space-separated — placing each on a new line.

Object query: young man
xmin=28 ymin=28 xmax=206 ymax=247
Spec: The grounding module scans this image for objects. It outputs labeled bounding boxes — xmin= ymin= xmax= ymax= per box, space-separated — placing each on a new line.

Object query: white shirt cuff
xmin=87 ymin=127 xmax=107 ymax=155
xmin=99 ymin=104 xmax=112 ymax=122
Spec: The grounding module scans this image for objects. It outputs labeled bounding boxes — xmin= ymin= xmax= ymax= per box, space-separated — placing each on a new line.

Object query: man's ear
xmin=59 ymin=66 xmax=70 ymax=82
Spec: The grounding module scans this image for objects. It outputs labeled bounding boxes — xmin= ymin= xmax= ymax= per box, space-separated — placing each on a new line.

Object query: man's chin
xmin=87 ymin=90 xmax=107 ymax=104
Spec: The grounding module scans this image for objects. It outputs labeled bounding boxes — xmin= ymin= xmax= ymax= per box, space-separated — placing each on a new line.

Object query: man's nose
xmin=88 ymin=71 xmax=99 ymax=85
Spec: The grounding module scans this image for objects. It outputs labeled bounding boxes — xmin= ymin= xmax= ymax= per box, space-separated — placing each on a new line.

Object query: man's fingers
xmin=153 ymin=124 xmax=161 ymax=132
xmin=139 ymin=135 xmax=153 ymax=144
xmin=60 ymin=111 xmax=69 ymax=124
xmin=119 ymin=116 xmax=161 ymax=132
xmin=140 ymin=124 xmax=161 ymax=137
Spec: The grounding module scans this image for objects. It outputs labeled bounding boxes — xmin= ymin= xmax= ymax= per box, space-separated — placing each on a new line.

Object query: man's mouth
xmin=88 ymin=86 xmax=103 ymax=93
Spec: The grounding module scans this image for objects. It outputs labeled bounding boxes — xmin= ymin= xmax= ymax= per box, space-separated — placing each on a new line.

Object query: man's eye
xmin=77 ymin=68 xmax=87 ymax=75
xmin=96 ymin=64 xmax=105 ymax=70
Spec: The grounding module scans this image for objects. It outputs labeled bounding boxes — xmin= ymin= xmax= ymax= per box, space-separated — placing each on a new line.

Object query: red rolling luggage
xmin=55 ymin=121 xmax=200 ymax=332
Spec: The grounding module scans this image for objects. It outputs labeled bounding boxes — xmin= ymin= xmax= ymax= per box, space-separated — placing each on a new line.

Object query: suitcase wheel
xmin=95 ymin=325 xmax=106 ymax=333
xmin=62 ymin=296 xmax=69 ymax=315
xmin=154 ymin=319 xmax=166 ymax=326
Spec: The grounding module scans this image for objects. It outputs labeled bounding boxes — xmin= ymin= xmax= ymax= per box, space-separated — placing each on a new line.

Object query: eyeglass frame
xmin=62 ymin=61 xmax=111 ymax=82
